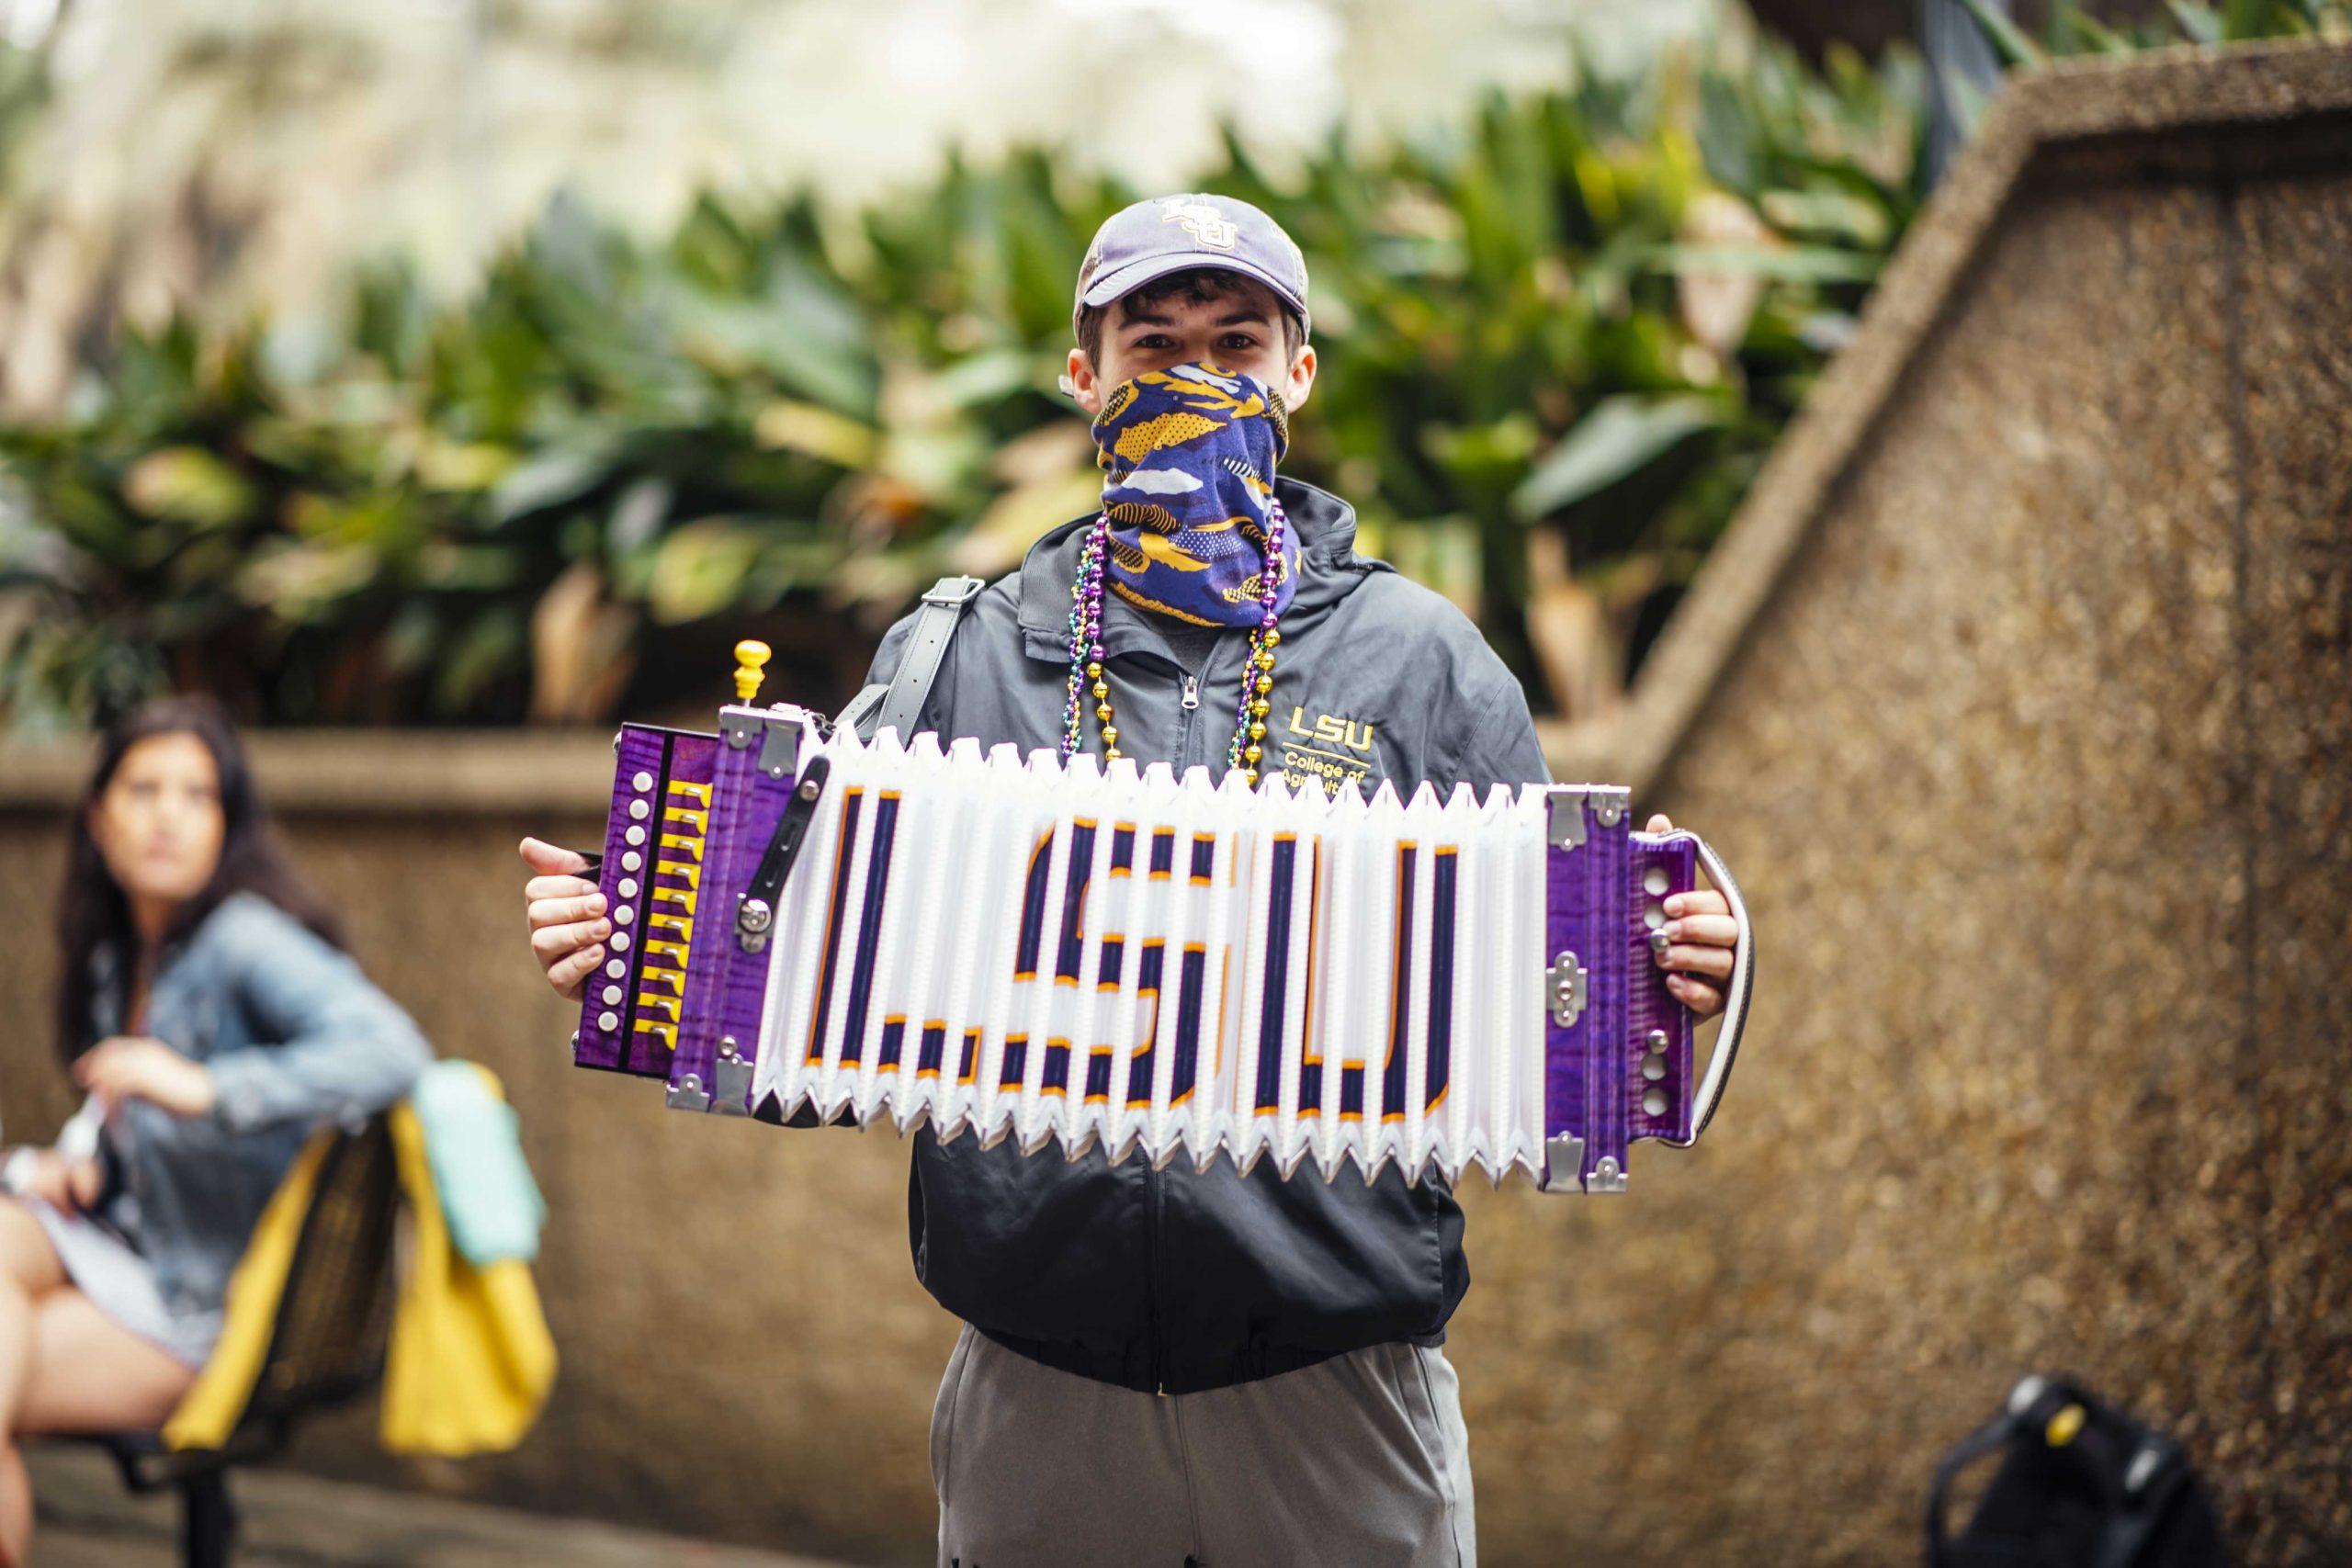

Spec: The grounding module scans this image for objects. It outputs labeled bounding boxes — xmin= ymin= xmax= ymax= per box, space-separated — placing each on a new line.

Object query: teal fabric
xmin=412 ymin=1061 xmax=545 ymax=1267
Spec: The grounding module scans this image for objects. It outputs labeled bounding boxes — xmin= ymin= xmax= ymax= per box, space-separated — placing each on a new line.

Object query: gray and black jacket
xmin=864 ymin=476 xmax=1549 ymax=1394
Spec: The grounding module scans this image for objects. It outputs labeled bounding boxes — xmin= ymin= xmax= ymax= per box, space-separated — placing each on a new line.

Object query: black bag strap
xmin=1927 ymin=1404 xmax=2030 ymax=1568
xmin=840 ymin=575 xmax=983 ymax=741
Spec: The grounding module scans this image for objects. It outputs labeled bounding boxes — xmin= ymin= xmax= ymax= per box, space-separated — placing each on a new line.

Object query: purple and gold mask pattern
xmin=1089 ymin=361 xmax=1296 ymax=628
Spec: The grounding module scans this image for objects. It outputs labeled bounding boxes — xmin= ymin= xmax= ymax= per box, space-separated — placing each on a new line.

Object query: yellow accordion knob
xmin=732 ymin=639 xmax=773 ymax=703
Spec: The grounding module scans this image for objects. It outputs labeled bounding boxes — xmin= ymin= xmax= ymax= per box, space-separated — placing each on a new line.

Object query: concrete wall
xmin=3 ymin=40 xmax=2347 ymax=1567
xmin=1529 ymin=39 xmax=2350 ymax=1566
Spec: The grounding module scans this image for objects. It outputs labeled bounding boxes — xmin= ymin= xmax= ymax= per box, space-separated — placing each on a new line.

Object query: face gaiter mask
xmin=1087 ymin=360 xmax=1297 ymax=627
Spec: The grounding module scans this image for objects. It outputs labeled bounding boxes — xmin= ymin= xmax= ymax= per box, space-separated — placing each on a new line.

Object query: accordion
xmin=571 ymin=653 xmax=1752 ymax=1194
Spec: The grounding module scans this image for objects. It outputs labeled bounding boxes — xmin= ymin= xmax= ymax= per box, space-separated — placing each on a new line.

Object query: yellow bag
xmin=379 ymin=1085 xmax=557 ymax=1456
xmin=164 ymin=1066 xmax=556 ymax=1459
xmin=161 ymin=1132 xmax=332 ymax=1451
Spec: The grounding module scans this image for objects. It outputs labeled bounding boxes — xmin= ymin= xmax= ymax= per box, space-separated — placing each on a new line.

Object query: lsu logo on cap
xmin=1161 ymin=197 xmax=1239 ymax=250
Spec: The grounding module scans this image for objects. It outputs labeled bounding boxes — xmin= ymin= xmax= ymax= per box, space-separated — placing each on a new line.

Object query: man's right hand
xmin=520 ymin=837 xmax=608 ymax=1002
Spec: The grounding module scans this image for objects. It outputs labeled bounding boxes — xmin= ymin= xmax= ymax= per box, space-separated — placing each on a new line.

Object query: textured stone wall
xmin=3 ymin=44 xmax=2347 ymax=1568
xmin=1458 ymin=94 xmax=2348 ymax=1566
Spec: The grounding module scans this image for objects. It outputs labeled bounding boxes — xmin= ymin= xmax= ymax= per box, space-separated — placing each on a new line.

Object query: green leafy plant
xmin=1958 ymin=0 xmax=2349 ymax=65
xmin=5 ymin=5 xmax=2330 ymax=734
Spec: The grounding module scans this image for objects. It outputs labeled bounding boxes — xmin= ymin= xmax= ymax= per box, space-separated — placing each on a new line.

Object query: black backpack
xmin=1927 ymin=1375 xmax=2224 ymax=1568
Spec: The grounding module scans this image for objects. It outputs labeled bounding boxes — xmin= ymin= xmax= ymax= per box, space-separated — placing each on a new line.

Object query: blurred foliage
xmin=0 ymin=3 xmax=2333 ymax=733
xmin=1960 ymin=0 xmax=2349 ymax=62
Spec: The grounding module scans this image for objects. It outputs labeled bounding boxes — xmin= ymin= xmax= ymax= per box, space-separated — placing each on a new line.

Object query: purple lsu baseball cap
xmin=1073 ymin=193 xmax=1311 ymax=341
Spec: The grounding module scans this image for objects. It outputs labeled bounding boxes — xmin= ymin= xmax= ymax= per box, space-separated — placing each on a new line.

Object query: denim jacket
xmin=85 ymin=891 xmax=432 ymax=1337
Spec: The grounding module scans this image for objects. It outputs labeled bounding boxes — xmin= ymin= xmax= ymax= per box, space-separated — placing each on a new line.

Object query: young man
xmin=520 ymin=193 xmax=1741 ymax=1567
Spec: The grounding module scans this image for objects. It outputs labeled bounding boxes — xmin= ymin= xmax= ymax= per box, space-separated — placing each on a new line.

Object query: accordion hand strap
xmin=1655 ymin=830 xmax=1754 ymax=1146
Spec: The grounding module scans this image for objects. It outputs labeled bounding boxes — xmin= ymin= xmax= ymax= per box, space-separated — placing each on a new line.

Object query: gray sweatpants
xmin=931 ymin=1325 xmax=1476 ymax=1567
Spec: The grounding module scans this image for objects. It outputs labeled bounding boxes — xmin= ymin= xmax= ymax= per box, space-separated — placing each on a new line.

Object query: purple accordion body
xmin=574 ymin=725 xmax=717 ymax=1077
xmin=1539 ymin=786 xmax=1698 ymax=1193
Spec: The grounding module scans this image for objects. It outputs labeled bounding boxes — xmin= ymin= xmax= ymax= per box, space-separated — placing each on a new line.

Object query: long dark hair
xmin=54 ymin=695 xmax=344 ymax=1064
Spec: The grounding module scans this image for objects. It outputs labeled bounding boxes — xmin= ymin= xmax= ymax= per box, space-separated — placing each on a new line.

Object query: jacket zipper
xmin=1145 ymin=658 xmax=1213 ymax=1395
xmin=1146 ymin=1162 xmax=1166 ymax=1393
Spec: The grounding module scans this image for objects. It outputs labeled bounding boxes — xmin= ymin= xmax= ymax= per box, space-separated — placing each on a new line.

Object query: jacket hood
xmin=1015 ymin=476 xmax=1388 ymax=662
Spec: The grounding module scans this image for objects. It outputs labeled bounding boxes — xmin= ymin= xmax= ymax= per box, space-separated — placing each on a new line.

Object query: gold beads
xmin=1095 ymin=703 xmax=1113 ymax=722
xmin=1086 ymin=660 xmax=1102 ymax=678
xmin=1263 ymin=629 xmax=1281 ymax=648
xmin=1106 ymin=747 xmax=1122 ymax=761
xmin=1250 ymin=721 xmax=1266 ymax=739
xmin=1238 ymin=768 xmax=1258 ymax=786
xmin=1243 ymin=744 xmax=1262 ymax=763
xmin=1250 ymin=699 xmax=1270 ymax=718
xmin=1091 ymin=680 xmax=1109 ymax=700
xmin=1254 ymin=649 xmax=1275 ymax=671
xmin=1102 ymin=725 xmax=1118 ymax=746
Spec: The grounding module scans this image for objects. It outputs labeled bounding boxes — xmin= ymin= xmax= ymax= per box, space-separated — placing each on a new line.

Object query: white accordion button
xmin=621 ymin=850 xmax=642 ymax=872
xmin=625 ymin=825 xmax=646 ymax=846
xmin=1644 ymin=864 xmax=1670 ymax=896
xmin=614 ymin=906 xmax=634 ymax=925
xmin=628 ymin=799 xmax=650 ymax=820
xmin=1642 ymin=1089 xmax=1668 ymax=1117
xmin=605 ymin=959 xmax=626 ymax=979
xmin=611 ymin=931 xmax=630 ymax=951
xmin=598 ymin=1011 xmax=618 ymax=1031
xmin=602 ymin=985 xmax=622 ymax=1005
xmin=618 ymin=877 xmax=639 ymax=898
xmin=633 ymin=770 xmax=654 ymax=792
xmin=1642 ymin=1055 xmax=1668 ymax=1081
xmin=1644 ymin=901 xmax=1667 ymax=930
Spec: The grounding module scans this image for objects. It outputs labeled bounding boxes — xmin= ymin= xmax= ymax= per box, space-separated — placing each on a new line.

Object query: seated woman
xmin=0 ymin=696 xmax=430 ymax=1565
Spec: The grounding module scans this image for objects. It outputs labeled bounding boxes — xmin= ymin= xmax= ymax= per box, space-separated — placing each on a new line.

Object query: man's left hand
xmin=74 ymin=1036 xmax=219 ymax=1120
xmin=1645 ymin=814 xmax=1737 ymax=1020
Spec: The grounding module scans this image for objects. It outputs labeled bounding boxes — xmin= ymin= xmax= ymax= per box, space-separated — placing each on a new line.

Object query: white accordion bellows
xmin=747 ymin=726 xmax=1554 ymax=1187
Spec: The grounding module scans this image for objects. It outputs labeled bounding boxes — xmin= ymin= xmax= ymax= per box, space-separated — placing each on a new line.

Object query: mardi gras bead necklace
xmin=1059 ymin=494 xmax=1290 ymax=785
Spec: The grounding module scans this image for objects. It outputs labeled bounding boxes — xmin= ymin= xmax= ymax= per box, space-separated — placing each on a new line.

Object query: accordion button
xmin=614 ymin=906 xmax=635 ymax=925
xmin=622 ymin=851 xmax=642 ymax=872
xmin=1643 ymin=900 xmax=1667 ymax=930
xmin=628 ymin=800 xmax=650 ymax=821
xmin=605 ymin=959 xmax=627 ymax=979
xmin=626 ymin=826 xmax=646 ymax=846
xmin=602 ymin=985 xmax=622 ymax=1005
xmin=1643 ymin=865 xmax=1671 ymax=896
xmin=619 ymin=877 xmax=639 ymax=898
xmin=633 ymin=771 xmax=654 ymax=793
xmin=598 ymin=1011 xmax=619 ymax=1032
xmin=1642 ymin=1089 xmax=1668 ymax=1117
xmin=612 ymin=931 xmax=630 ymax=951
xmin=1642 ymin=1055 xmax=1668 ymax=1082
